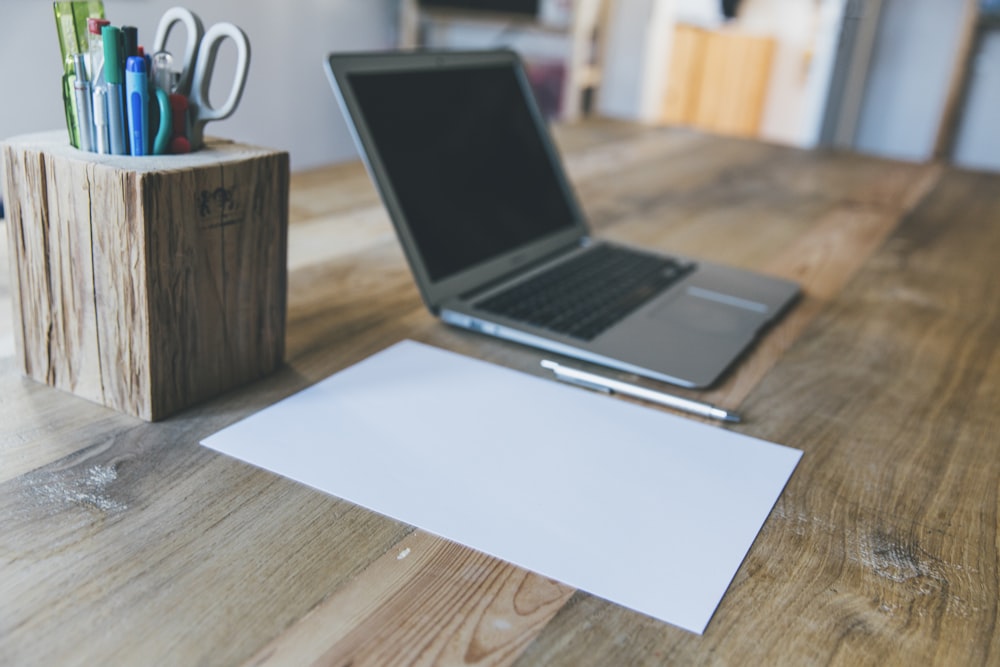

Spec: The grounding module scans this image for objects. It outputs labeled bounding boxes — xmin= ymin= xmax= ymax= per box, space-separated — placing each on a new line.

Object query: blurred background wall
xmin=2 ymin=0 xmax=998 ymax=178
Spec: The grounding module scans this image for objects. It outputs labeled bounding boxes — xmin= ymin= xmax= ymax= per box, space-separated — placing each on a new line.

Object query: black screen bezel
xmin=325 ymin=49 xmax=588 ymax=312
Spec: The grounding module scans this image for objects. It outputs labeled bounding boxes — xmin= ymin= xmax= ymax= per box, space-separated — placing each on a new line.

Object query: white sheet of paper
xmin=202 ymin=340 xmax=801 ymax=634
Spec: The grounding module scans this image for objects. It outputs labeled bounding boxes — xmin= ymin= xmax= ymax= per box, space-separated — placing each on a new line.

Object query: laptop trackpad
xmin=650 ymin=288 xmax=765 ymax=334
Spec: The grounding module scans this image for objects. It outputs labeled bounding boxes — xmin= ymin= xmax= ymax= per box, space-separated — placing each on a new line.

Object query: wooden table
xmin=2 ymin=121 xmax=998 ymax=665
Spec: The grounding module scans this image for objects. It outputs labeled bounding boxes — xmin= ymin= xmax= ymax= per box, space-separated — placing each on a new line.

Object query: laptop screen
xmin=346 ymin=63 xmax=578 ymax=282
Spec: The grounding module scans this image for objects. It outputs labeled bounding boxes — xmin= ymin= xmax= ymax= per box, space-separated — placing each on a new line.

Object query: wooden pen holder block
xmin=2 ymin=132 xmax=289 ymax=421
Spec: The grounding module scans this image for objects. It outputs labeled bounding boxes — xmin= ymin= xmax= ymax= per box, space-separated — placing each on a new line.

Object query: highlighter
xmin=125 ymin=56 xmax=149 ymax=156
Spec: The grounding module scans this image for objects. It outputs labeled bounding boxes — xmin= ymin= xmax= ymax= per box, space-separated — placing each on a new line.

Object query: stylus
xmin=541 ymin=360 xmax=742 ymax=423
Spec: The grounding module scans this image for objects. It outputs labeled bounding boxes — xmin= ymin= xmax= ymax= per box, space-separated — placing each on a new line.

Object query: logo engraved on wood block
xmin=198 ymin=187 xmax=245 ymax=228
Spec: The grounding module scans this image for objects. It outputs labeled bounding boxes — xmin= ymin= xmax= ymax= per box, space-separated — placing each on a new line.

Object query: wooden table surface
xmin=2 ymin=120 xmax=998 ymax=665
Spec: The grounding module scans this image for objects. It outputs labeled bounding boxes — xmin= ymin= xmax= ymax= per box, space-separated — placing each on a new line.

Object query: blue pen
xmin=125 ymin=56 xmax=149 ymax=156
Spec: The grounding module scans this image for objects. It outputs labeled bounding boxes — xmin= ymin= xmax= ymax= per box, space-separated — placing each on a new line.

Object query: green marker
xmin=102 ymin=24 xmax=127 ymax=155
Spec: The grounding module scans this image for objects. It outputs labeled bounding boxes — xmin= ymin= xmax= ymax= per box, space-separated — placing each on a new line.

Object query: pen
xmin=92 ymin=84 xmax=110 ymax=153
xmin=122 ymin=25 xmax=138 ymax=59
xmin=541 ymin=360 xmax=742 ymax=423
xmin=72 ymin=53 xmax=95 ymax=152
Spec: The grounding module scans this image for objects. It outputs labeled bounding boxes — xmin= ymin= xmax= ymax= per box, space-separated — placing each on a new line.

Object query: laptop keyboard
xmin=474 ymin=244 xmax=693 ymax=341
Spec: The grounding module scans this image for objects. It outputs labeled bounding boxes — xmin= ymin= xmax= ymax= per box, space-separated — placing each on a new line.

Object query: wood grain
xmin=247 ymin=531 xmax=575 ymax=667
xmin=143 ymin=149 xmax=290 ymax=418
xmin=3 ymin=121 xmax=997 ymax=666
xmin=511 ymin=167 xmax=1000 ymax=667
xmin=3 ymin=146 xmax=103 ymax=400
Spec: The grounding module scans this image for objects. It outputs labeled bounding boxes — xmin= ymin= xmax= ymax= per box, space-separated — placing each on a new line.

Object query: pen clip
xmin=542 ymin=360 xmax=611 ymax=394
xmin=542 ymin=359 xmax=743 ymax=423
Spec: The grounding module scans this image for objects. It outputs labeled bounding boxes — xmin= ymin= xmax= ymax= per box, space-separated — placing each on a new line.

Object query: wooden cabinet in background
xmin=662 ymin=24 xmax=775 ymax=138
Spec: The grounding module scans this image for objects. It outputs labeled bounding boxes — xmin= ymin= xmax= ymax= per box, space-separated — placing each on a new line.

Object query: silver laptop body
xmin=325 ymin=49 xmax=799 ymax=388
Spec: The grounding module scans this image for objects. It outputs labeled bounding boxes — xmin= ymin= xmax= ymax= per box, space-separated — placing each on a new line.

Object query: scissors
xmin=153 ymin=6 xmax=251 ymax=150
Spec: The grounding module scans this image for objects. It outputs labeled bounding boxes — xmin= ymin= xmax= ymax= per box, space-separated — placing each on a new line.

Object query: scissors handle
xmin=152 ymin=6 xmax=204 ymax=97
xmin=188 ymin=22 xmax=251 ymax=150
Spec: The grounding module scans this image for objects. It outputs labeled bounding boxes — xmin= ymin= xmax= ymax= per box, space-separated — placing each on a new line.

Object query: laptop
xmin=324 ymin=49 xmax=799 ymax=388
